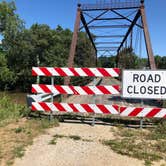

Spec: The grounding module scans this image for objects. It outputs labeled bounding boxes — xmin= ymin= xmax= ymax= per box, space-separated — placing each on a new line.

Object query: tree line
xmin=0 ymin=1 xmax=165 ymax=92
xmin=98 ymin=47 xmax=166 ymax=70
xmin=0 ymin=1 xmax=95 ymax=91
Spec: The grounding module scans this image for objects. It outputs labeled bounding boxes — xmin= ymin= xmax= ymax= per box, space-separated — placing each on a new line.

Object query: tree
xmin=117 ymin=47 xmax=139 ymax=69
xmin=0 ymin=49 xmax=16 ymax=90
xmin=98 ymin=56 xmax=116 ymax=68
xmin=75 ymin=32 xmax=96 ymax=67
xmin=158 ymin=56 xmax=166 ymax=69
xmin=0 ymin=1 xmax=24 ymax=50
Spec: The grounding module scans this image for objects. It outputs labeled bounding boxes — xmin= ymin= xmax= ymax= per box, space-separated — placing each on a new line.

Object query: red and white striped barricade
xmin=31 ymin=67 xmax=120 ymax=115
xmin=32 ymin=67 xmax=120 ymax=77
xmin=120 ymin=106 xmax=166 ymax=118
xmin=31 ymin=102 xmax=119 ymax=115
xmin=32 ymin=85 xmax=120 ymax=95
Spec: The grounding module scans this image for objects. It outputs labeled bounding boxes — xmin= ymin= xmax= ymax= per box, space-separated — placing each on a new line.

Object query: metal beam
xmin=88 ymin=25 xmax=130 ymax=29
xmin=97 ymin=47 xmax=118 ymax=49
xmin=98 ymin=49 xmax=117 ymax=52
xmin=80 ymin=10 xmax=109 ymax=30
xmin=117 ymin=10 xmax=141 ymax=53
xmin=95 ymin=42 xmax=121 ymax=44
xmin=82 ymin=7 xmax=140 ymax=11
xmin=80 ymin=11 xmax=97 ymax=53
xmin=64 ymin=5 xmax=81 ymax=86
xmin=94 ymin=17 xmax=126 ymax=21
xmin=95 ymin=35 xmax=125 ymax=38
xmin=140 ymin=4 xmax=156 ymax=69
xmin=111 ymin=10 xmax=143 ymax=28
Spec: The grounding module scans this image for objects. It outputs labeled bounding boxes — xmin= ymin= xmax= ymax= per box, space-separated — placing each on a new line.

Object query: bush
xmin=0 ymin=95 xmax=25 ymax=126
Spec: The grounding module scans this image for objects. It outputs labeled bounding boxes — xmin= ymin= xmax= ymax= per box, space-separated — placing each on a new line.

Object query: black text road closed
xmin=122 ymin=70 xmax=166 ymax=99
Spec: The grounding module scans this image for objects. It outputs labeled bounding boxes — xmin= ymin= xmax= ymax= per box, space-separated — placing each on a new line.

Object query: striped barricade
xmin=31 ymin=67 xmax=120 ymax=115
xmin=32 ymin=84 xmax=120 ymax=95
xmin=31 ymin=102 xmax=119 ymax=115
xmin=120 ymin=106 xmax=166 ymax=118
xmin=32 ymin=67 xmax=120 ymax=77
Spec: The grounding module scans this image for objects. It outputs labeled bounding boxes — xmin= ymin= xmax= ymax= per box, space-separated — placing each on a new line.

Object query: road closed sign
xmin=122 ymin=70 xmax=166 ymax=99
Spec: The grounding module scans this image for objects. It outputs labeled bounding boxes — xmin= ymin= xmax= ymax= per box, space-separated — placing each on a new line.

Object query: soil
xmin=13 ymin=123 xmax=165 ymax=166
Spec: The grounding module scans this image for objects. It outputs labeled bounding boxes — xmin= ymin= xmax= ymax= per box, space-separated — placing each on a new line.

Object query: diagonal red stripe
xmin=40 ymin=85 xmax=52 ymax=93
xmin=97 ymin=104 xmax=110 ymax=114
xmin=68 ymin=104 xmax=79 ymax=112
xmin=146 ymin=108 xmax=161 ymax=118
xmin=69 ymin=86 xmax=79 ymax=95
xmin=54 ymin=103 xmax=66 ymax=112
xmin=114 ymin=68 xmax=121 ymax=75
xmin=31 ymin=87 xmax=37 ymax=93
xmin=81 ymin=104 xmax=94 ymax=113
xmin=128 ymin=108 xmax=143 ymax=117
xmin=112 ymin=105 xmax=119 ymax=112
xmin=54 ymin=68 xmax=67 ymax=76
xmin=31 ymin=104 xmax=38 ymax=111
xmin=112 ymin=85 xmax=120 ymax=92
xmin=97 ymin=68 xmax=111 ymax=77
xmin=40 ymin=67 xmax=52 ymax=76
xmin=120 ymin=107 xmax=127 ymax=113
xmin=54 ymin=86 xmax=67 ymax=94
xmin=39 ymin=102 xmax=51 ymax=112
xmin=97 ymin=86 xmax=111 ymax=94
xmin=82 ymin=68 xmax=95 ymax=76
xmin=69 ymin=68 xmax=80 ymax=76
xmin=32 ymin=69 xmax=38 ymax=76
xmin=82 ymin=86 xmax=94 ymax=95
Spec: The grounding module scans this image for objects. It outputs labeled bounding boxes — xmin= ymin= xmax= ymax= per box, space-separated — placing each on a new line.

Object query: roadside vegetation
xmin=102 ymin=122 xmax=166 ymax=166
xmin=49 ymin=134 xmax=92 ymax=145
xmin=0 ymin=94 xmax=59 ymax=166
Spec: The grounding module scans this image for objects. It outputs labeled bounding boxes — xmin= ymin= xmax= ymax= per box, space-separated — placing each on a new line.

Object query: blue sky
xmin=1 ymin=0 xmax=166 ymax=56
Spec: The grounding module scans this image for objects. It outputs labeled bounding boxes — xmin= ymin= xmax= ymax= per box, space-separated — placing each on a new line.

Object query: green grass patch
xmin=69 ymin=135 xmax=81 ymax=140
xmin=49 ymin=134 xmax=91 ymax=145
xmin=0 ymin=118 xmax=59 ymax=165
xmin=13 ymin=145 xmax=25 ymax=158
xmin=0 ymin=95 xmax=27 ymax=126
xmin=148 ymin=121 xmax=166 ymax=140
xmin=103 ymin=124 xmax=166 ymax=166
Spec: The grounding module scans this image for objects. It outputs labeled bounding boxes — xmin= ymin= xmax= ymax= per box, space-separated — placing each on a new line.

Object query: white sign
xmin=122 ymin=70 xmax=166 ymax=99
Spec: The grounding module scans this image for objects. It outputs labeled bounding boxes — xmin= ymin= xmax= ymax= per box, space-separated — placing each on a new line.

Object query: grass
xmin=0 ymin=95 xmax=27 ymax=126
xmin=102 ymin=123 xmax=166 ymax=166
xmin=69 ymin=135 xmax=81 ymax=140
xmin=49 ymin=134 xmax=90 ymax=145
xmin=13 ymin=145 xmax=25 ymax=158
xmin=0 ymin=94 xmax=59 ymax=165
xmin=49 ymin=134 xmax=66 ymax=145
xmin=0 ymin=118 xmax=59 ymax=165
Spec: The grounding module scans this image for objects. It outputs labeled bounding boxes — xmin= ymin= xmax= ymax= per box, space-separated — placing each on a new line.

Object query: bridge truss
xmin=65 ymin=0 xmax=156 ymax=85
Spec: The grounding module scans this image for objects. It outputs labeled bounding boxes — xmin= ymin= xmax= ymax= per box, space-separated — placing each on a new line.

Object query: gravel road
xmin=13 ymin=123 xmax=146 ymax=166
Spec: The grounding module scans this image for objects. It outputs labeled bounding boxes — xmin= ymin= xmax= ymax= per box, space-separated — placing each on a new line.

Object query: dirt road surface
xmin=13 ymin=123 xmax=149 ymax=166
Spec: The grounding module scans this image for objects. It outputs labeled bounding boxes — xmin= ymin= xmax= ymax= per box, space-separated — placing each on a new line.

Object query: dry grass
xmin=49 ymin=134 xmax=91 ymax=145
xmin=102 ymin=123 xmax=166 ymax=166
xmin=0 ymin=118 xmax=59 ymax=166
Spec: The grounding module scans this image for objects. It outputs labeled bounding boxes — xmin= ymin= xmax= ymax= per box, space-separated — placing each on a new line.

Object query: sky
xmin=1 ymin=0 xmax=166 ymax=56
